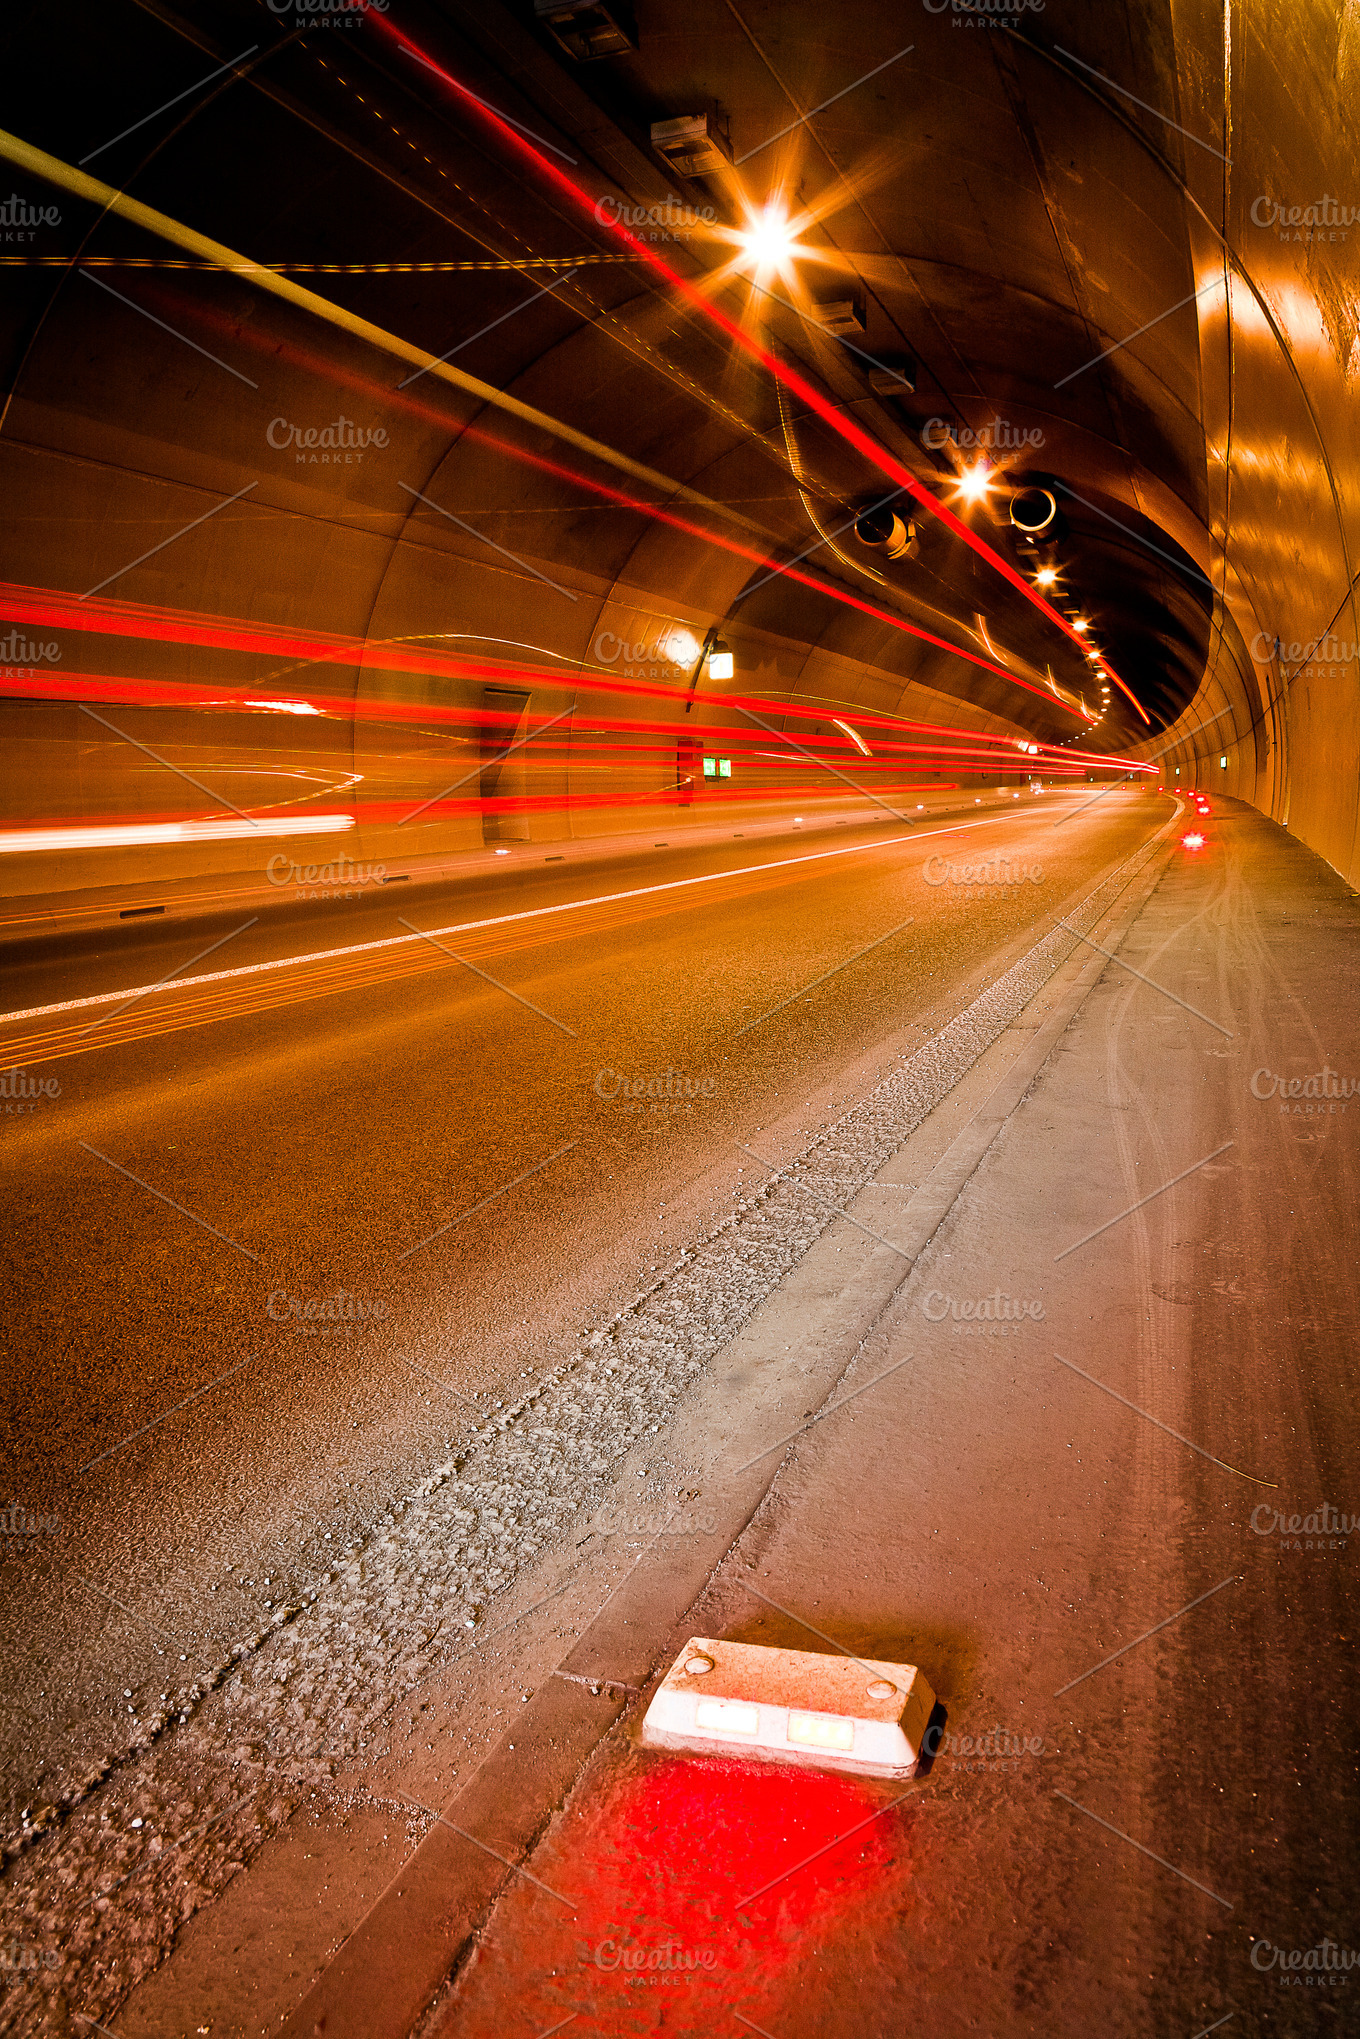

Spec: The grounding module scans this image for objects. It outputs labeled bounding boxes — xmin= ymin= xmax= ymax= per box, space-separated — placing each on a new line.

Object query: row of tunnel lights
xmin=739 ymin=208 xmax=1116 ymax=731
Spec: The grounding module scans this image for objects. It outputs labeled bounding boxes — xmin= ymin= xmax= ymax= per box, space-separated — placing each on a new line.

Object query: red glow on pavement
xmin=614 ymin=1756 xmax=901 ymax=1933
xmin=447 ymin=1755 xmax=910 ymax=2038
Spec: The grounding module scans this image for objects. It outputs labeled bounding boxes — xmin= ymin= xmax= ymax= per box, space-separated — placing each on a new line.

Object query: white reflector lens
xmin=787 ymin=1711 xmax=854 ymax=1751
xmin=695 ymin=1699 xmax=758 ymax=1735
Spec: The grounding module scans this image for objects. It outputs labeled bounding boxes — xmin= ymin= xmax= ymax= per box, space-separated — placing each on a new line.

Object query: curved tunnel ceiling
xmin=0 ymin=0 xmax=1356 ymax=874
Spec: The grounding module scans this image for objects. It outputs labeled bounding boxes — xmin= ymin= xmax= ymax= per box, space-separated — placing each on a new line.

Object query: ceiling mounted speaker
xmin=1009 ymin=486 xmax=1059 ymax=537
xmin=814 ymin=294 xmax=867 ymax=337
xmin=651 ymin=111 xmax=731 ymax=177
xmin=534 ymin=0 xmax=636 ymax=61
xmin=868 ymin=357 xmax=916 ymax=395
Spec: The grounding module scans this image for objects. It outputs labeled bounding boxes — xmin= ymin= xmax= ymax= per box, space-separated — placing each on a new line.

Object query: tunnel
xmin=1 ymin=0 xmax=1357 ymax=2033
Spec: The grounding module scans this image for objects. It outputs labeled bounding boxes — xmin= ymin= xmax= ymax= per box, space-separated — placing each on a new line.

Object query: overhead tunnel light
xmin=954 ymin=462 xmax=992 ymax=505
xmin=534 ymin=0 xmax=636 ymax=60
xmin=736 ymin=204 xmax=796 ymax=273
xmin=867 ymin=356 xmax=917 ymax=395
xmin=814 ymin=293 xmax=867 ymax=337
xmin=641 ymin=1635 xmax=937 ymax=1780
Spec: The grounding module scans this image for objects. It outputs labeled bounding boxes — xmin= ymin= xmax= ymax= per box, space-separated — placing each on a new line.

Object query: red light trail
xmin=0 ymin=600 xmax=1150 ymax=784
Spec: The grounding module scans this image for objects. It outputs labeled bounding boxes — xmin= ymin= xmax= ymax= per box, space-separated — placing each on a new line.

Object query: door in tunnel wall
xmin=676 ymin=736 xmax=699 ymax=806
xmin=481 ymin=686 xmax=531 ymax=843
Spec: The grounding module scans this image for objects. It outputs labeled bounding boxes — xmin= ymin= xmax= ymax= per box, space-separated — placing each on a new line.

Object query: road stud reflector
xmin=640 ymin=1635 xmax=936 ymax=1779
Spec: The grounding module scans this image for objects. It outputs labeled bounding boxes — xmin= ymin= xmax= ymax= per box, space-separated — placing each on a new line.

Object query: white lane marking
xmin=0 ymin=804 xmax=1085 ymax=1027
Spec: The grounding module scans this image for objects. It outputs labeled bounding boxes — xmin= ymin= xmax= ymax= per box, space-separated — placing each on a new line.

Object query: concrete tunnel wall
xmin=1126 ymin=0 xmax=1360 ymax=874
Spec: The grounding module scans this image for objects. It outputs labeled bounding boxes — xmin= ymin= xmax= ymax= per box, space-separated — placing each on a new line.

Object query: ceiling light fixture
xmin=736 ymin=204 xmax=795 ymax=273
xmin=955 ymin=462 xmax=991 ymax=505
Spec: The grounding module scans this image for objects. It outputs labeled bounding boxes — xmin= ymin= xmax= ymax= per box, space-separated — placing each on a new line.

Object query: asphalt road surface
xmin=1 ymin=788 xmax=1161 ymax=1826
